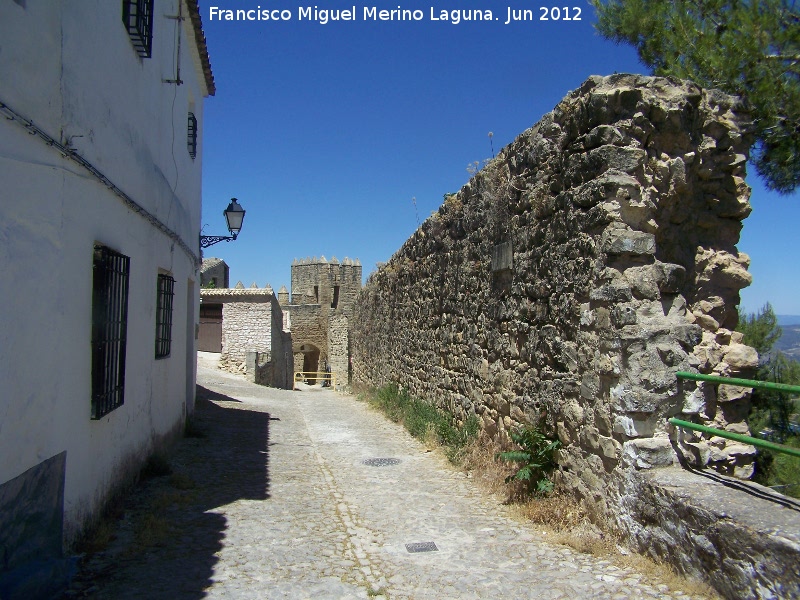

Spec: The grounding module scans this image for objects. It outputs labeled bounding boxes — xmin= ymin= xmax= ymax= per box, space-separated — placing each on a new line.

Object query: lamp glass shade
xmin=224 ymin=198 xmax=245 ymax=236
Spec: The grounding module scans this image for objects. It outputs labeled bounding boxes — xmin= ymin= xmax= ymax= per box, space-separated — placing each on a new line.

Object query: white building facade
xmin=0 ymin=2 xmax=214 ymax=595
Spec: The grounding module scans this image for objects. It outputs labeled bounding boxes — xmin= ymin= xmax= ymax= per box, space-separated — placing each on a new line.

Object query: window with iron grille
xmin=122 ymin=0 xmax=154 ymax=59
xmin=155 ymin=274 xmax=175 ymax=358
xmin=91 ymin=245 xmax=130 ymax=420
xmin=187 ymin=112 xmax=198 ymax=159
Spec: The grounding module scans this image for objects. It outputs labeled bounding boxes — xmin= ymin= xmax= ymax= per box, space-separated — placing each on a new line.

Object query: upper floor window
xmin=123 ymin=0 xmax=154 ymax=59
xmin=188 ymin=112 xmax=198 ymax=159
xmin=155 ymin=274 xmax=175 ymax=358
xmin=91 ymin=245 xmax=130 ymax=419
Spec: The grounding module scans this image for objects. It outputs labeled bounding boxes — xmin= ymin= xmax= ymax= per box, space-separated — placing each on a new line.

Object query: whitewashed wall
xmin=0 ymin=0 xmax=211 ymax=549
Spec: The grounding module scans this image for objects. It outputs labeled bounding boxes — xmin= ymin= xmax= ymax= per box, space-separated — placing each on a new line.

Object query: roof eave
xmin=185 ymin=0 xmax=216 ymax=96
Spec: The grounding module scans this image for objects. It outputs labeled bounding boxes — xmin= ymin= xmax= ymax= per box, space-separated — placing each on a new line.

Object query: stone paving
xmin=64 ymin=354 xmax=702 ymax=599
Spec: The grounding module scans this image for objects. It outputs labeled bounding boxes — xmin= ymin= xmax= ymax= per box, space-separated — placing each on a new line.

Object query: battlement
xmin=292 ymin=255 xmax=362 ymax=267
xmin=290 ymin=255 xmax=362 ymax=309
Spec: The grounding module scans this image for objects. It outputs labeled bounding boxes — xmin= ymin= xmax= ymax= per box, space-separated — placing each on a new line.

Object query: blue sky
xmin=199 ymin=1 xmax=800 ymax=315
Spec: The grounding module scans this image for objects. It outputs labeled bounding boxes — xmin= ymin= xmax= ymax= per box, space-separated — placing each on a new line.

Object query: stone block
xmin=586 ymin=145 xmax=647 ymax=174
xmin=598 ymin=435 xmax=620 ymax=461
xmin=613 ymin=416 xmax=655 ymax=438
xmin=580 ymin=373 xmax=600 ymax=400
xmin=580 ymin=426 xmax=601 ymax=453
xmin=670 ymin=323 xmax=703 ymax=350
xmin=611 ymin=384 xmax=660 ymax=414
xmin=623 ymin=265 xmax=661 ymax=300
xmin=595 ymin=408 xmax=613 ymax=436
xmin=653 ymin=262 xmax=686 ymax=293
xmin=557 ymin=421 xmax=573 ymax=445
xmin=559 ymin=342 xmax=579 ymax=372
xmin=717 ymin=384 xmax=750 ymax=403
xmin=694 ymin=312 xmax=720 ymax=331
xmin=681 ymin=388 xmax=706 ymax=415
xmin=622 ymin=438 xmax=675 ymax=469
xmin=722 ymin=343 xmax=758 ymax=371
xmin=611 ymin=304 xmax=637 ymax=326
xmin=677 ymin=441 xmax=712 ymax=467
xmin=563 ymin=400 xmax=585 ymax=425
xmin=590 ymin=282 xmax=632 ymax=304
xmin=601 ymin=230 xmax=656 ymax=256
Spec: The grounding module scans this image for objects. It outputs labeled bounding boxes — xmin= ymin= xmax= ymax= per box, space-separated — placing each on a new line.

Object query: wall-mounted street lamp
xmin=200 ymin=198 xmax=245 ymax=248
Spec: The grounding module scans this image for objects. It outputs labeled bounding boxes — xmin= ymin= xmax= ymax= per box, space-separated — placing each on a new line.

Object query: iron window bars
xmin=122 ymin=0 xmax=154 ymax=59
xmin=91 ymin=245 xmax=130 ymax=419
xmin=187 ymin=112 xmax=198 ymax=159
xmin=155 ymin=274 xmax=175 ymax=358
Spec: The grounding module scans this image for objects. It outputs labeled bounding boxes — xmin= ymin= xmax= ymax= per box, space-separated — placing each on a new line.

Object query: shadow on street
xmin=63 ymin=385 xmax=272 ymax=599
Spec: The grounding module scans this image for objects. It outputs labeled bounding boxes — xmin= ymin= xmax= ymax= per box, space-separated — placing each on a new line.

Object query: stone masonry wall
xmin=352 ymin=74 xmax=757 ymax=523
xmin=329 ymin=314 xmax=350 ymax=384
xmin=201 ymin=288 xmax=276 ymax=372
xmin=222 ymin=301 xmax=272 ymax=368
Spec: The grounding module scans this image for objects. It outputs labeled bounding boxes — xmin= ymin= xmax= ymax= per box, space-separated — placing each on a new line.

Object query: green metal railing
xmin=675 ymin=371 xmax=800 ymax=395
xmin=668 ymin=418 xmax=800 ymax=458
xmin=672 ymin=371 xmax=800 ymax=459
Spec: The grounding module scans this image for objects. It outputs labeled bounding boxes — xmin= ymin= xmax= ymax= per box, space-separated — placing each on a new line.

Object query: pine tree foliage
xmin=736 ymin=304 xmax=799 ymax=494
xmin=591 ymin=0 xmax=800 ymax=194
xmin=736 ymin=303 xmax=799 ymax=437
xmin=737 ymin=302 xmax=782 ymax=356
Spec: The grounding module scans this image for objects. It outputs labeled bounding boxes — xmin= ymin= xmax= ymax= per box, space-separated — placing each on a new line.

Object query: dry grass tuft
xmin=152 ymin=490 xmax=185 ymax=511
xmin=76 ymin=518 xmax=118 ymax=554
xmin=140 ymin=453 xmax=172 ymax=480
xmin=459 ymin=435 xmax=516 ymax=496
xmin=616 ymin=553 xmax=721 ymax=599
xmin=169 ymin=472 xmax=197 ymax=490
xmin=74 ymin=495 xmax=127 ymax=554
xmin=514 ymin=493 xmax=587 ymax=532
xmin=134 ymin=513 xmax=170 ymax=548
xmin=420 ymin=422 xmax=441 ymax=451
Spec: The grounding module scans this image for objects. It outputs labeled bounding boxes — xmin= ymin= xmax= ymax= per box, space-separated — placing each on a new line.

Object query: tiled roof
xmin=201 ymin=288 xmax=275 ymax=299
xmin=186 ymin=1 xmax=216 ymax=96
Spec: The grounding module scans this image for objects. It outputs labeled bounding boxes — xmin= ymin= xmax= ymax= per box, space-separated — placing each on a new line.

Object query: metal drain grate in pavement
xmin=362 ymin=458 xmax=401 ymax=467
xmin=405 ymin=542 xmax=438 ymax=553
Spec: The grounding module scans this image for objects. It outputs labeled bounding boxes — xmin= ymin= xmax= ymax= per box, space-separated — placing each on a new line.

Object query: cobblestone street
xmin=65 ymin=354 xmax=700 ymax=599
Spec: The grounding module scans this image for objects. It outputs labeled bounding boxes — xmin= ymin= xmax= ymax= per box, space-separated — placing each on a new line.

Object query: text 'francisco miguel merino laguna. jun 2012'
xmin=208 ymin=5 xmax=585 ymax=25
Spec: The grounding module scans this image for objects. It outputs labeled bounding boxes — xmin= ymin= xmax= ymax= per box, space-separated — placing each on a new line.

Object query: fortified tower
xmin=283 ymin=256 xmax=362 ymax=381
xmin=290 ymin=256 xmax=362 ymax=310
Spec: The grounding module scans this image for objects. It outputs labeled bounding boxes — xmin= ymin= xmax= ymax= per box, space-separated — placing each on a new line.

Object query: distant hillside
xmin=774 ymin=323 xmax=800 ymax=361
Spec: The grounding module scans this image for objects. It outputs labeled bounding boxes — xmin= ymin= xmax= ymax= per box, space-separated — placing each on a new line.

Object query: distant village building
xmin=199 ymin=257 xmax=362 ymax=388
xmin=201 ymin=257 xmax=230 ymax=288
xmin=0 ymin=2 xmax=214 ymax=596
